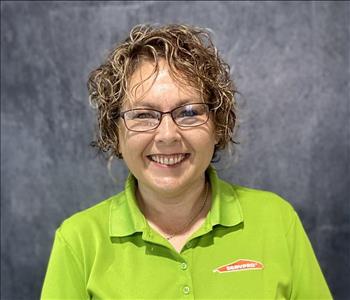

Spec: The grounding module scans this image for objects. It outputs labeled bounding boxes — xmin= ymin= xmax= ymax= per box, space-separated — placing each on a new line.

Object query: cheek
xmin=117 ymin=126 xmax=133 ymax=157
xmin=194 ymin=132 xmax=217 ymax=153
xmin=118 ymin=130 xmax=151 ymax=159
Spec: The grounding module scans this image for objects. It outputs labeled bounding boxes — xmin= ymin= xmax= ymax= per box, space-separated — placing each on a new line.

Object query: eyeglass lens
xmin=123 ymin=103 xmax=209 ymax=132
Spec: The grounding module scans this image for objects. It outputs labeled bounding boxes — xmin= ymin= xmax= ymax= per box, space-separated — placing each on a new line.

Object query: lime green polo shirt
xmin=41 ymin=166 xmax=332 ymax=299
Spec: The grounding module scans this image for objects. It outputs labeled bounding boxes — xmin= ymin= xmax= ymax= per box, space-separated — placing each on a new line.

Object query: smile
xmin=148 ymin=154 xmax=189 ymax=166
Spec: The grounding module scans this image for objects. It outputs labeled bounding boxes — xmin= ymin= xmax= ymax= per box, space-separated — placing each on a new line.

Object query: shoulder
xmin=57 ymin=190 xmax=126 ymax=243
xmin=217 ymin=175 xmax=295 ymax=212
xmin=223 ymin=179 xmax=297 ymax=232
xmin=210 ymin=166 xmax=296 ymax=220
xmin=232 ymin=183 xmax=294 ymax=213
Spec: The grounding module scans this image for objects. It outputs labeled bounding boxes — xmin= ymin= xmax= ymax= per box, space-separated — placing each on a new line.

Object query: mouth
xmin=147 ymin=153 xmax=190 ymax=166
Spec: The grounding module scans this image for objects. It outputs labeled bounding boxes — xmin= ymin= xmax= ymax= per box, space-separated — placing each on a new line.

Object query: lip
xmin=147 ymin=153 xmax=190 ymax=168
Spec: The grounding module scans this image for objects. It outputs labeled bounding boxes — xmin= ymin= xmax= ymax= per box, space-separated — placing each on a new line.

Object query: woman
xmin=41 ymin=24 xmax=332 ymax=299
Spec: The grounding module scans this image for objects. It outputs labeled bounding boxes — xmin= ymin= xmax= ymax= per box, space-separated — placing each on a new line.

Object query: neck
xmin=136 ymin=177 xmax=210 ymax=237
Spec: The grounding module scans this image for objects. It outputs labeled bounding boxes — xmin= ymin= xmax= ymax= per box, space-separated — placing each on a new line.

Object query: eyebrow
xmin=131 ymin=98 xmax=201 ymax=110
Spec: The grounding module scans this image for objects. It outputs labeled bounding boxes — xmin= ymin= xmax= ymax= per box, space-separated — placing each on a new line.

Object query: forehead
xmin=125 ymin=59 xmax=202 ymax=109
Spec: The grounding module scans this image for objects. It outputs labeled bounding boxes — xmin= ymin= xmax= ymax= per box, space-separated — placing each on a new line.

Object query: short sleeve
xmin=41 ymin=228 xmax=89 ymax=300
xmin=287 ymin=211 xmax=333 ymax=299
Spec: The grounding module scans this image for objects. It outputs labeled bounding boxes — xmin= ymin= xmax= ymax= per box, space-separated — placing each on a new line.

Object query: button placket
xmin=178 ymin=260 xmax=192 ymax=296
xmin=180 ymin=262 xmax=188 ymax=270
xmin=182 ymin=285 xmax=190 ymax=295
xmin=179 ymin=247 xmax=193 ymax=298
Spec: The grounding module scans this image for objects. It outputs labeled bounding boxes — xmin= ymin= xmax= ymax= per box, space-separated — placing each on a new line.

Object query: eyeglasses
xmin=118 ymin=103 xmax=211 ymax=132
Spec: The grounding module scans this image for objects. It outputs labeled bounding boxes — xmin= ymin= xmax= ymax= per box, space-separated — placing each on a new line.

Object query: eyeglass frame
xmin=117 ymin=102 xmax=212 ymax=132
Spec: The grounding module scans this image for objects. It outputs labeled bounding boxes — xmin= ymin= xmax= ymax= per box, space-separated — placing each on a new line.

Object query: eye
xmin=130 ymin=110 xmax=159 ymax=120
xmin=178 ymin=107 xmax=199 ymax=117
xmin=135 ymin=113 xmax=155 ymax=119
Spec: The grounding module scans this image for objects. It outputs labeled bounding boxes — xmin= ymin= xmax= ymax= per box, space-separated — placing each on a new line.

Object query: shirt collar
xmin=109 ymin=174 xmax=147 ymax=237
xmin=206 ymin=165 xmax=244 ymax=227
xmin=109 ymin=165 xmax=244 ymax=237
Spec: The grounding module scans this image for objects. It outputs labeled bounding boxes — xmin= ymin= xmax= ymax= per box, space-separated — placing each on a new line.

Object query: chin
xmin=152 ymin=176 xmax=182 ymax=188
xmin=145 ymin=175 xmax=187 ymax=194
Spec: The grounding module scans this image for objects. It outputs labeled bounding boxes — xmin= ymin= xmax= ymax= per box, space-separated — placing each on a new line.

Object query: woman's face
xmin=118 ymin=60 xmax=217 ymax=196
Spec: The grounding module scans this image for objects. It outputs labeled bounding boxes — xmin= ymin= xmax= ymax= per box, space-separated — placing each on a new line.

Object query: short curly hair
xmin=87 ymin=23 xmax=237 ymax=159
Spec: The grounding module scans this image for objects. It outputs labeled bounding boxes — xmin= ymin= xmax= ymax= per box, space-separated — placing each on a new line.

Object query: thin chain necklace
xmin=166 ymin=181 xmax=209 ymax=240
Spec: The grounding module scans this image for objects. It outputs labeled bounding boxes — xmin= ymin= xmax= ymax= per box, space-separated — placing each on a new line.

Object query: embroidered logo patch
xmin=213 ymin=259 xmax=264 ymax=273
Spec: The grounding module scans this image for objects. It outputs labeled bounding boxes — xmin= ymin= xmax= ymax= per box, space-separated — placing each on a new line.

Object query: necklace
xmin=166 ymin=181 xmax=209 ymax=240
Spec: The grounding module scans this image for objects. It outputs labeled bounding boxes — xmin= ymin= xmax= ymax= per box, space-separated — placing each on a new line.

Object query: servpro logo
xmin=213 ymin=259 xmax=264 ymax=273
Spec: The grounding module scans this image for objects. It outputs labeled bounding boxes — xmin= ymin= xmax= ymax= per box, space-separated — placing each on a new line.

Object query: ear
xmin=214 ymin=134 xmax=219 ymax=146
xmin=116 ymin=124 xmax=123 ymax=155
xmin=117 ymin=138 xmax=124 ymax=159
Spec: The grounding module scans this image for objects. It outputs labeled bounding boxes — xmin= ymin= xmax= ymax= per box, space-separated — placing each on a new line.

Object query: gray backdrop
xmin=2 ymin=1 xmax=349 ymax=299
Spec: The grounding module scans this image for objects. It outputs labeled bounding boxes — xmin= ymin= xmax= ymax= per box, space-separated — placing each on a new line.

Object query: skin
xmin=118 ymin=59 xmax=217 ymax=250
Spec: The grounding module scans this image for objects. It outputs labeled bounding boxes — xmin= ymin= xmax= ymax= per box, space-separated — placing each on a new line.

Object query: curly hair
xmin=87 ymin=23 xmax=237 ymax=159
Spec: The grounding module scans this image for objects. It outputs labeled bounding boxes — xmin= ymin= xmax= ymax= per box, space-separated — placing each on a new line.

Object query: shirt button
xmin=186 ymin=241 xmax=193 ymax=248
xmin=180 ymin=262 xmax=188 ymax=270
xmin=183 ymin=286 xmax=190 ymax=295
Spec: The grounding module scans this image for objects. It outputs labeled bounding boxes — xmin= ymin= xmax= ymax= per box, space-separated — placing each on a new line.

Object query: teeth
xmin=150 ymin=154 xmax=186 ymax=165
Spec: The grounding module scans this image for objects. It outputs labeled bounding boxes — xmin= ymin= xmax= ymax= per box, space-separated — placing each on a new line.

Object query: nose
xmin=154 ymin=113 xmax=181 ymax=144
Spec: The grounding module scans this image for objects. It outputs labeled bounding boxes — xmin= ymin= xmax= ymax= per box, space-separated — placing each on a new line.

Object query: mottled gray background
xmin=1 ymin=1 xmax=349 ymax=299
